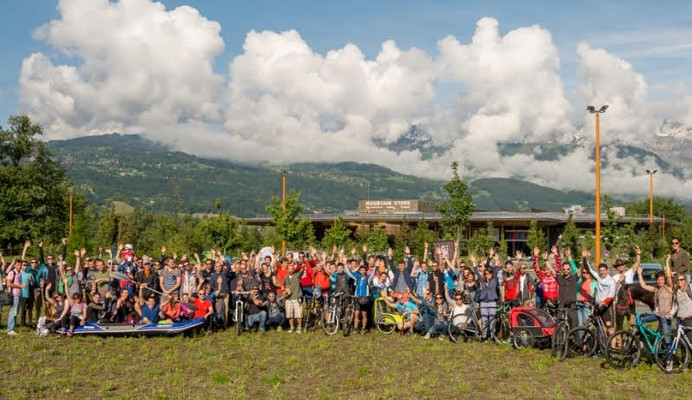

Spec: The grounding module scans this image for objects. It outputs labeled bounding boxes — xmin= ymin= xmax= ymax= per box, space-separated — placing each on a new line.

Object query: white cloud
xmin=16 ymin=1 xmax=692 ymax=203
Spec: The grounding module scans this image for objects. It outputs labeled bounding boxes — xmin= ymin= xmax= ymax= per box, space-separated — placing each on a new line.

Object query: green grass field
xmin=1 ymin=324 xmax=690 ymax=400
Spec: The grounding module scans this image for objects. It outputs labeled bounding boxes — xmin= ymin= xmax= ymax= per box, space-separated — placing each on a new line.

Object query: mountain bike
xmin=654 ymin=322 xmax=692 ymax=373
xmin=301 ymin=294 xmax=322 ymax=331
xmin=551 ymin=305 xmax=571 ymax=361
xmin=491 ymin=303 xmax=510 ymax=344
xmin=231 ymin=291 xmax=250 ymax=336
xmin=604 ymin=312 xmax=664 ymax=370
xmin=566 ymin=305 xmax=608 ymax=357
xmin=321 ymin=293 xmax=342 ymax=335
xmin=449 ymin=303 xmax=482 ymax=343
xmin=342 ymin=295 xmax=356 ymax=337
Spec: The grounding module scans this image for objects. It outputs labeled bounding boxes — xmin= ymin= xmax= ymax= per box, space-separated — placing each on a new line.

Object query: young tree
xmin=559 ymin=214 xmax=580 ymax=256
xmin=411 ymin=217 xmax=436 ymax=260
xmin=527 ymin=220 xmax=547 ymax=251
xmin=322 ymin=216 xmax=353 ymax=250
xmin=467 ymin=223 xmax=495 ymax=258
xmin=265 ymin=190 xmax=314 ymax=251
xmin=436 ymin=161 xmax=475 ymax=254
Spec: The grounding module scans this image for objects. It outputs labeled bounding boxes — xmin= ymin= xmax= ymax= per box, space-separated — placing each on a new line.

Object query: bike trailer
xmin=509 ymin=306 xmax=555 ymax=338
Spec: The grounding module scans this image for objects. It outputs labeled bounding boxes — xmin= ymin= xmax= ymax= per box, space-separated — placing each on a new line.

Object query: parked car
xmin=631 ymin=263 xmax=663 ymax=287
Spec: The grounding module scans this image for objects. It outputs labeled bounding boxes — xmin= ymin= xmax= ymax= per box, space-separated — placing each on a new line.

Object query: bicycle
xmin=604 ymin=312 xmax=664 ymax=370
xmin=654 ymin=322 xmax=692 ymax=373
xmin=231 ymin=291 xmax=250 ymax=336
xmin=321 ymin=292 xmax=343 ymax=336
xmin=551 ymin=305 xmax=571 ymax=361
xmin=301 ymin=294 xmax=322 ymax=331
xmin=491 ymin=303 xmax=510 ymax=344
xmin=566 ymin=305 xmax=609 ymax=358
xmin=449 ymin=302 xmax=482 ymax=343
xmin=342 ymin=295 xmax=356 ymax=337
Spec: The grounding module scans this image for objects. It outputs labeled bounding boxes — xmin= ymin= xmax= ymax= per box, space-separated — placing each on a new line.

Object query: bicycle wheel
xmin=512 ymin=329 xmax=535 ymax=350
xmin=235 ymin=309 xmax=242 ymax=336
xmin=654 ymin=335 xmax=690 ymax=374
xmin=342 ymin=303 xmax=354 ymax=337
xmin=375 ymin=315 xmax=397 ymax=334
xmin=448 ymin=313 xmax=467 ymax=343
xmin=605 ymin=330 xmax=642 ymax=370
xmin=551 ymin=323 xmax=569 ymax=361
xmin=491 ymin=316 xmax=510 ymax=344
xmin=321 ymin=308 xmax=339 ymax=336
xmin=566 ymin=327 xmax=597 ymax=357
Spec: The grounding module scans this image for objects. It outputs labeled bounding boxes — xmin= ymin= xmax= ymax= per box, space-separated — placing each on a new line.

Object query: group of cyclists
xmin=1 ymin=236 xmax=691 ymax=367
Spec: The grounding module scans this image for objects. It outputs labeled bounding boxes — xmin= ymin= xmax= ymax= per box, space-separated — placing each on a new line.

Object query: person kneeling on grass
xmin=246 ymin=285 xmax=268 ymax=333
xmin=424 ymin=290 xmax=450 ymax=340
xmin=161 ymin=295 xmax=182 ymax=324
xmin=67 ymin=293 xmax=86 ymax=338
xmin=193 ymin=289 xmax=214 ymax=334
xmin=137 ymin=286 xmax=160 ymax=325
xmin=264 ymin=291 xmax=285 ymax=331
xmin=382 ymin=292 xmax=419 ymax=336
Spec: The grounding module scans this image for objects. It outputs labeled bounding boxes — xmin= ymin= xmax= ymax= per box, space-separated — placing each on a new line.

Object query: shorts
xmin=597 ymin=303 xmax=613 ymax=327
xmin=285 ymin=299 xmax=302 ymax=319
xmin=355 ymin=296 xmax=369 ymax=311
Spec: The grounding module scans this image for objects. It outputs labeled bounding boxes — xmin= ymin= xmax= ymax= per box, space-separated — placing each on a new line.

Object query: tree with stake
xmin=436 ymin=162 xmax=475 ymax=256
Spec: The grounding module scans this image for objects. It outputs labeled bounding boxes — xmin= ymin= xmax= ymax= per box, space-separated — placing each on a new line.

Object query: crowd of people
xmin=1 ymin=237 xmax=690 ymax=350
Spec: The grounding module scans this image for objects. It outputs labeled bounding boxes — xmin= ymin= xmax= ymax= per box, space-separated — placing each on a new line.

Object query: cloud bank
xmin=17 ymin=0 xmax=692 ymax=202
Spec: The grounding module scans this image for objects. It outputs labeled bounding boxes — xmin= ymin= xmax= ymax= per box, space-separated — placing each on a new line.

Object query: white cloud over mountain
xmin=17 ymin=0 xmax=692 ymax=201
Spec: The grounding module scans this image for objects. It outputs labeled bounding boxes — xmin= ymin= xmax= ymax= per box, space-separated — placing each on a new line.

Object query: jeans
xmin=640 ymin=313 xmax=672 ymax=345
xmin=246 ymin=310 xmax=267 ymax=331
xmin=428 ymin=323 xmax=447 ymax=337
xmin=7 ymin=296 xmax=20 ymax=332
xmin=576 ymin=303 xmax=592 ymax=327
xmin=480 ymin=301 xmax=497 ymax=339
xmin=265 ymin=313 xmax=285 ymax=329
xmin=415 ymin=313 xmax=434 ymax=333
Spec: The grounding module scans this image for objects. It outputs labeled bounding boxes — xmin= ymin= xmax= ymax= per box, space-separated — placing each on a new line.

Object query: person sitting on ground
xmin=410 ymin=288 xmax=435 ymax=333
xmin=264 ymin=291 xmax=285 ymax=331
xmin=382 ymin=291 xmax=419 ymax=336
xmin=246 ymin=284 xmax=267 ymax=332
xmin=43 ymin=282 xmax=70 ymax=335
xmin=67 ymin=293 xmax=86 ymax=337
xmin=86 ymin=291 xmax=105 ymax=323
xmin=161 ymin=295 xmax=182 ymax=324
xmin=112 ymin=289 xmax=137 ymax=323
xmin=424 ymin=291 xmax=450 ymax=340
xmin=193 ymin=289 xmax=214 ymax=333
xmin=137 ymin=286 xmax=160 ymax=325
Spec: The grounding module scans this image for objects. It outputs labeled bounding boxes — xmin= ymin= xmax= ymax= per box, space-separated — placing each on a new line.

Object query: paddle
xmin=109 ymin=271 xmax=198 ymax=311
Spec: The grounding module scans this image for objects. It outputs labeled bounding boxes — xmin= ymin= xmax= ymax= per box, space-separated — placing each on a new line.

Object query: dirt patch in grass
xmin=0 ymin=326 xmax=690 ymax=400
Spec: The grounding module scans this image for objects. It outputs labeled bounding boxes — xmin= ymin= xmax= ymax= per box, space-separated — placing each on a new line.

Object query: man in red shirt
xmin=533 ymin=246 xmax=560 ymax=309
xmin=193 ymin=289 xmax=213 ymax=333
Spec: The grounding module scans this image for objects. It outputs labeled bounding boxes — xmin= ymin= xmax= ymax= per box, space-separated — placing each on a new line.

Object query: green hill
xmin=48 ymin=134 xmax=598 ymax=217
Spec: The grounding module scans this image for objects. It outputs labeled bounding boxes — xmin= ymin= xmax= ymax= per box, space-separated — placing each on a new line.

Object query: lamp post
xmin=587 ymin=105 xmax=608 ymax=265
xmin=281 ymin=170 xmax=288 ymax=255
xmin=645 ymin=169 xmax=657 ymax=224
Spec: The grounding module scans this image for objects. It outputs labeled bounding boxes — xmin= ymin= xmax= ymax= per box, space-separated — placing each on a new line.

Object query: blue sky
xmin=1 ymin=0 xmax=691 ymax=199
xmin=2 ymin=0 xmax=691 ymax=124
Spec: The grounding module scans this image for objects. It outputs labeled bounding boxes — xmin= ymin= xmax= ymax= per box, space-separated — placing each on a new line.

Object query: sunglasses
xmin=677 ymin=278 xmax=687 ymax=282
xmin=672 ymin=241 xmax=680 ymax=245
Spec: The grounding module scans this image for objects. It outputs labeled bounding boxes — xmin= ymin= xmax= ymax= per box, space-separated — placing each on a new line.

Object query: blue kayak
xmin=72 ymin=317 xmax=206 ymax=337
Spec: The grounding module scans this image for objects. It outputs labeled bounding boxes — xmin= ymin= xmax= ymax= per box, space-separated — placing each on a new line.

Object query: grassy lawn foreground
xmin=1 ymin=327 xmax=691 ymax=400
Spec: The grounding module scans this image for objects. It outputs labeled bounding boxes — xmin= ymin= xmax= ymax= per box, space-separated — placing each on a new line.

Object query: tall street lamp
xmin=281 ymin=170 xmax=288 ymax=255
xmin=646 ymin=169 xmax=657 ymax=224
xmin=587 ymin=105 xmax=608 ymax=265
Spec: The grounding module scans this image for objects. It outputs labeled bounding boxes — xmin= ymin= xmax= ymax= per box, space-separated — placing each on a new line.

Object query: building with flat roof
xmin=243 ymin=200 xmax=671 ymax=254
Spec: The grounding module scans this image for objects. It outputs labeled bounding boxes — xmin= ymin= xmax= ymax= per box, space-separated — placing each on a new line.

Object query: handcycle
xmin=654 ymin=322 xmax=692 ymax=373
xmin=604 ymin=312 xmax=664 ymax=370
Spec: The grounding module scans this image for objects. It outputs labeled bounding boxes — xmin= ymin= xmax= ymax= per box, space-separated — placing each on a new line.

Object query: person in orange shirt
xmin=313 ymin=260 xmax=331 ymax=322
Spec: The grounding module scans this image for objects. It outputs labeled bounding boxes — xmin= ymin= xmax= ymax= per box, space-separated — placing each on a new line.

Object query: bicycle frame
xmin=634 ymin=313 xmax=662 ymax=355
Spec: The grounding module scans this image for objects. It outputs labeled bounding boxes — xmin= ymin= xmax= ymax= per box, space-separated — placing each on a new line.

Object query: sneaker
xmin=7 ymin=330 xmax=17 ymax=336
xmin=424 ymin=333 xmax=431 ymax=339
xmin=296 ymin=329 xmax=302 ymax=334
xmin=287 ymin=328 xmax=294 ymax=333
xmin=405 ymin=331 xmax=412 ymax=337
xmin=277 ymin=326 xmax=283 ymax=332
xmin=439 ymin=336 xmax=445 ymax=341
xmin=359 ymin=329 xmax=365 ymax=335
xmin=666 ymin=360 xmax=673 ymax=372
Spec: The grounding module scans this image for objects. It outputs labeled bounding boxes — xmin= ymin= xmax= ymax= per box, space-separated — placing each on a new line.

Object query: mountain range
xmin=47 ymin=133 xmax=601 ymax=217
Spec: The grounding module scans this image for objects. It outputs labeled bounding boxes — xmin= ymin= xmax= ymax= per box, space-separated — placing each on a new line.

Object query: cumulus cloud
xmin=16 ymin=0 xmax=692 ymax=202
